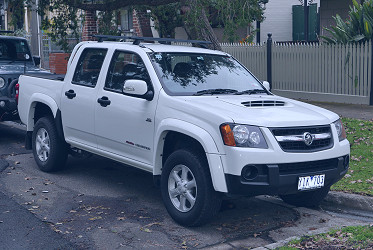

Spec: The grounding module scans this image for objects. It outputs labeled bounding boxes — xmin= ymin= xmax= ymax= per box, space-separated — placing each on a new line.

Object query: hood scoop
xmin=241 ymin=100 xmax=285 ymax=107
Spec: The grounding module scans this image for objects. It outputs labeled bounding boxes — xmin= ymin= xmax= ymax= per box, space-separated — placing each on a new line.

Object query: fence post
xmin=267 ymin=33 xmax=273 ymax=89
xmin=371 ymin=40 xmax=373 ymax=105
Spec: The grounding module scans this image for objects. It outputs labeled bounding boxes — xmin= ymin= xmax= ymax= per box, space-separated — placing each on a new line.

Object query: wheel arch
xmin=154 ymin=119 xmax=227 ymax=192
xmin=25 ymin=94 xmax=65 ymax=149
xmin=27 ymin=93 xmax=59 ymax=131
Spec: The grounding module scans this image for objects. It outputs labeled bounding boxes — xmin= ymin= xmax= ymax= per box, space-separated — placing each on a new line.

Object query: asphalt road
xmin=0 ymin=121 xmax=369 ymax=249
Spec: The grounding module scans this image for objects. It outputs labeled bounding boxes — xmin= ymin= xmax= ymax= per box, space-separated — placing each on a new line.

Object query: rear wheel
xmin=32 ymin=116 xmax=67 ymax=172
xmin=161 ymin=149 xmax=221 ymax=226
xmin=280 ymin=186 xmax=330 ymax=207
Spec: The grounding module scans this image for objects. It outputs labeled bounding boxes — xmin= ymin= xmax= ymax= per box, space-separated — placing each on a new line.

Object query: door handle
xmin=97 ymin=96 xmax=111 ymax=107
xmin=65 ymin=89 xmax=76 ymax=99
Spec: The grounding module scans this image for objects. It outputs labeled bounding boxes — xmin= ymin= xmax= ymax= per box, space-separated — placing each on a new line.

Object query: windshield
xmin=0 ymin=39 xmax=32 ymax=62
xmin=149 ymin=52 xmax=266 ymax=96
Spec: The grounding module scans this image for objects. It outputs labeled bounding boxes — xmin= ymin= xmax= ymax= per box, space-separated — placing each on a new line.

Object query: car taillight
xmin=15 ymin=83 xmax=19 ymax=104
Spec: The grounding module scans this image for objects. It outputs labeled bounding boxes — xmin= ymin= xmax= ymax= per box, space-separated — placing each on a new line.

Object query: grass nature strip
xmin=277 ymin=225 xmax=373 ymax=249
xmin=330 ymin=118 xmax=373 ymax=196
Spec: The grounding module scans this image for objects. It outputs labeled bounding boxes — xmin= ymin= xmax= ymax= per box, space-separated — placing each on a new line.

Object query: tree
xmin=322 ymin=0 xmax=373 ymax=44
xmin=37 ymin=0 xmax=264 ymax=51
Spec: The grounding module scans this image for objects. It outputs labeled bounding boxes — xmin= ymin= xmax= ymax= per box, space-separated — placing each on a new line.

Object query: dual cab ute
xmin=18 ymin=36 xmax=350 ymax=226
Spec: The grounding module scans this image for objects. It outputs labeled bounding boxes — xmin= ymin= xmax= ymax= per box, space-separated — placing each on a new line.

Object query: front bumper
xmin=0 ymin=96 xmax=18 ymax=121
xmin=225 ymin=155 xmax=349 ymax=196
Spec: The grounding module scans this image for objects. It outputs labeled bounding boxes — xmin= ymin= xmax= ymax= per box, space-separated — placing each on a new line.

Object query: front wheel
xmin=32 ymin=116 xmax=67 ymax=172
xmin=280 ymin=186 xmax=330 ymax=207
xmin=161 ymin=149 xmax=221 ymax=226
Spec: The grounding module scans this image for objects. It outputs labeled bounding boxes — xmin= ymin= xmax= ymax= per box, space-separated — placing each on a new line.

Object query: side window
xmin=105 ymin=51 xmax=151 ymax=93
xmin=72 ymin=48 xmax=107 ymax=87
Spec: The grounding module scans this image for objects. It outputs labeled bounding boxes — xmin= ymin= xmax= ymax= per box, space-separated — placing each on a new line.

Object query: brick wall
xmin=136 ymin=10 xmax=152 ymax=37
xmin=82 ymin=10 xmax=97 ymax=41
xmin=132 ymin=10 xmax=143 ymax=37
xmin=49 ymin=53 xmax=70 ymax=74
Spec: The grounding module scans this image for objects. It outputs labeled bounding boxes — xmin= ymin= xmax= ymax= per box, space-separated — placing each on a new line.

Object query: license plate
xmin=298 ymin=174 xmax=325 ymax=191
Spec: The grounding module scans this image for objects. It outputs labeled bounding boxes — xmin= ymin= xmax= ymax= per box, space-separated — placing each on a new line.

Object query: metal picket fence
xmin=221 ymin=41 xmax=373 ymax=105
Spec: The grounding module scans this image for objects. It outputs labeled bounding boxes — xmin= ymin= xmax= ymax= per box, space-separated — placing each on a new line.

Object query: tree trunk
xmin=182 ymin=0 xmax=222 ymax=51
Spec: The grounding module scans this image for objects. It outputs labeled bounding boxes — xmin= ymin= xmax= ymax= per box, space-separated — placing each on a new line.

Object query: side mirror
xmin=123 ymin=79 xmax=154 ymax=101
xmin=33 ymin=56 xmax=41 ymax=66
xmin=263 ymin=81 xmax=271 ymax=91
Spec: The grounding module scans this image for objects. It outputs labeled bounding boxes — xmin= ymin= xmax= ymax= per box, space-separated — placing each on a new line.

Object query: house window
xmin=120 ymin=9 xmax=132 ymax=31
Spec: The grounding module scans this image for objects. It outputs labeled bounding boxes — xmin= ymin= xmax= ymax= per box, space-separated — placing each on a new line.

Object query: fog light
xmin=344 ymin=155 xmax=350 ymax=170
xmin=242 ymin=165 xmax=259 ymax=181
xmin=0 ymin=101 xmax=5 ymax=108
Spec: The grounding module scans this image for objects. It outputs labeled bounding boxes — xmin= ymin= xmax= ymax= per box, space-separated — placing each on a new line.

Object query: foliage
xmin=8 ymin=0 xmax=25 ymax=30
xmin=144 ymin=3 xmax=183 ymax=38
xmin=279 ymin=225 xmax=373 ymax=249
xmin=9 ymin=0 xmax=264 ymax=51
xmin=39 ymin=0 xmax=81 ymax=52
xmin=97 ymin=10 xmax=121 ymax=36
xmin=331 ymin=118 xmax=373 ymax=196
xmin=180 ymin=0 xmax=264 ymax=43
xmin=322 ymin=0 xmax=373 ymax=44
xmin=212 ymin=0 xmax=264 ymax=42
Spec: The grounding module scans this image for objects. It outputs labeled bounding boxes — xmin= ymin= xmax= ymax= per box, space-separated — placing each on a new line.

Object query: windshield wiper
xmin=234 ymin=89 xmax=268 ymax=95
xmin=193 ymin=88 xmax=238 ymax=96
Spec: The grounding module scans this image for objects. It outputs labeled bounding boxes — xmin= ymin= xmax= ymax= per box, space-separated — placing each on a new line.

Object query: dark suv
xmin=0 ymin=35 xmax=51 ymax=121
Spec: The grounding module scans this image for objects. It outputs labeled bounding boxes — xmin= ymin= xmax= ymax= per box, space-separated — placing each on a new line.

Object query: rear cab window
xmin=72 ymin=48 xmax=107 ymax=87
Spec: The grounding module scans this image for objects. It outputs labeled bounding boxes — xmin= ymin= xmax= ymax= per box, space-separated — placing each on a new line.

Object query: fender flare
xmin=27 ymin=93 xmax=59 ymax=131
xmin=153 ymin=118 xmax=228 ymax=192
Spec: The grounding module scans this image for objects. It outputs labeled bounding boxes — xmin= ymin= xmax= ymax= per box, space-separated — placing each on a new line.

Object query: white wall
xmin=259 ymin=0 xmax=320 ymax=42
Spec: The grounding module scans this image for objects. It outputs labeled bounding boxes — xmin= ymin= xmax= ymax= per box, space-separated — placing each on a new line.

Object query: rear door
xmin=60 ymin=48 xmax=107 ymax=148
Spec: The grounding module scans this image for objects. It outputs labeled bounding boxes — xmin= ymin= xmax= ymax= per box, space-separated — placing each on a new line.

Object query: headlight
xmin=333 ymin=119 xmax=346 ymax=141
xmin=220 ymin=124 xmax=268 ymax=148
xmin=0 ymin=77 xmax=5 ymax=88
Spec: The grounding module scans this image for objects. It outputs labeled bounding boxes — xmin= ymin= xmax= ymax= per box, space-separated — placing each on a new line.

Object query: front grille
xmin=241 ymin=100 xmax=285 ymax=107
xmin=278 ymin=158 xmax=339 ymax=174
xmin=270 ymin=125 xmax=333 ymax=152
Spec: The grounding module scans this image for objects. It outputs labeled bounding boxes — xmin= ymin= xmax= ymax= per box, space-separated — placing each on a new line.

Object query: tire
xmin=161 ymin=149 xmax=222 ymax=226
xmin=280 ymin=186 xmax=330 ymax=207
xmin=32 ymin=116 xmax=67 ymax=172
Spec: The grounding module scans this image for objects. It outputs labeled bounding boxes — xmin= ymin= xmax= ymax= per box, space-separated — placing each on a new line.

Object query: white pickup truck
xmin=18 ymin=36 xmax=350 ymax=226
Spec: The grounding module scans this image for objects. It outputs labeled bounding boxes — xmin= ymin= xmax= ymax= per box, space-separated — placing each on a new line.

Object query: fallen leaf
xmin=319 ymin=218 xmax=327 ymax=223
xmin=141 ymin=228 xmax=152 ymax=233
xmin=89 ymin=216 xmax=102 ymax=221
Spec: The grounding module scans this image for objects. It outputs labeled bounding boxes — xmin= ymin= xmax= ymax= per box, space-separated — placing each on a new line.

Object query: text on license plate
xmin=298 ymin=174 xmax=325 ymax=191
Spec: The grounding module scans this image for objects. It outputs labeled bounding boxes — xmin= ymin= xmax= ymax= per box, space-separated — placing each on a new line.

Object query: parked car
xmin=17 ymin=36 xmax=350 ymax=226
xmin=0 ymin=34 xmax=50 ymax=121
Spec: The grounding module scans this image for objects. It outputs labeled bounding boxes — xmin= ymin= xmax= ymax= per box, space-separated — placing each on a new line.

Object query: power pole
xmin=304 ymin=0 xmax=309 ymax=42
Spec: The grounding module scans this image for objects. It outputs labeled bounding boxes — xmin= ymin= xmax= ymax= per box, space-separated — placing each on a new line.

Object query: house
xmin=257 ymin=0 xmax=321 ymax=43
xmin=319 ymin=0 xmax=355 ymax=37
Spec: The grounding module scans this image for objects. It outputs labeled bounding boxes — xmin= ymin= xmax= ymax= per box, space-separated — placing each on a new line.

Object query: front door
xmin=94 ymin=50 xmax=157 ymax=166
